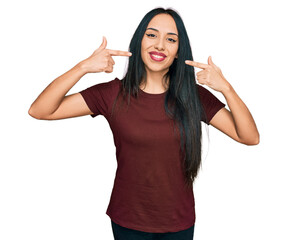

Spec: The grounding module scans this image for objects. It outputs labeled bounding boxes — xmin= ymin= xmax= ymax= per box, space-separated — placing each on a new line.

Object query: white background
xmin=0 ymin=0 xmax=287 ymax=239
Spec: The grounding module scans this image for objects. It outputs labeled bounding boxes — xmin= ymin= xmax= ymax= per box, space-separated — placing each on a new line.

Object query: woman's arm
xmin=210 ymin=85 xmax=259 ymax=145
xmin=185 ymin=56 xmax=260 ymax=145
xmin=28 ymin=37 xmax=131 ymax=120
xmin=28 ymin=63 xmax=90 ymax=120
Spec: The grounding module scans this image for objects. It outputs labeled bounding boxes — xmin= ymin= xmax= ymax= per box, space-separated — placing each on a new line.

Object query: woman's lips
xmin=149 ymin=51 xmax=167 ymax=62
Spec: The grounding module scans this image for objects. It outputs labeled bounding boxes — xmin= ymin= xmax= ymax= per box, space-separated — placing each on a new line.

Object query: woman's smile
xmin=149 ymin=51 xmax=167 ymax=62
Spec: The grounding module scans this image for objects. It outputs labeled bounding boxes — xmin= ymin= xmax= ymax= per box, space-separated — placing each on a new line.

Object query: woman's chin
xmin=145 ymin=65 xmax=169 ymax=74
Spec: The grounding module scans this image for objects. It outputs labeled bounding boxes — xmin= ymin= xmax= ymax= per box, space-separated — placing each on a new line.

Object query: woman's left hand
xmin=185 ymin=56 xmax=230 ymax=93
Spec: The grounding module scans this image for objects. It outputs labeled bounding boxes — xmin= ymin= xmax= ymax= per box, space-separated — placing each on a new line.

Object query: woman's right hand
xmin=81 ymin=36 xmax=132 ymax=73
xmin=28 ymin=36 xmax=131 ymax=120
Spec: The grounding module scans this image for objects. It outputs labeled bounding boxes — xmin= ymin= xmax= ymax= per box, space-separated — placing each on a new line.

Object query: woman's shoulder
xmin=196 ymin=84 xmax=210 ymax=95
xmin=196 ymin=84 xmax=219 ymax=102
xmin=94 ymin=77 xmax=121 ymax=90
xmin=80 ymin=77 xmax=122 ymax=100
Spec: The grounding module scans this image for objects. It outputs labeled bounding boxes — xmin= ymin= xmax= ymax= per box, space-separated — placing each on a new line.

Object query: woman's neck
xmin=140 ymin=70 xmax=169 ymax=94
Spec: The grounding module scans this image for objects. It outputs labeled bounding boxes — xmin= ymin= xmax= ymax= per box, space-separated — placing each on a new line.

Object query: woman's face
xmin=141 ymin=13 xmax=179 ymax=75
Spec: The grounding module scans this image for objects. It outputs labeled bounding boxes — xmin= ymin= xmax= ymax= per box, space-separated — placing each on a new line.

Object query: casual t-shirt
xmin=79 ymin=78 xmax=225 ymax=233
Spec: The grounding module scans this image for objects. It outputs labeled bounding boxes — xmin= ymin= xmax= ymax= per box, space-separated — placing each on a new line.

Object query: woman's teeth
xmin=152 ymin=54 xmax=164 ymax=59
xmin=150 ymin=53 xmax=166 ymax=61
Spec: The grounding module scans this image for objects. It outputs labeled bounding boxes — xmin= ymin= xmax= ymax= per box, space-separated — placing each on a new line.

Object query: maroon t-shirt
xmin=79 ymin=78 xmax=225 ymax=233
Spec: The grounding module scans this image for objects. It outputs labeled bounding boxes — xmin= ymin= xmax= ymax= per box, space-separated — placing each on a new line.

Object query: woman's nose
xmin=154 ymin=38 xmax=165 ymax=51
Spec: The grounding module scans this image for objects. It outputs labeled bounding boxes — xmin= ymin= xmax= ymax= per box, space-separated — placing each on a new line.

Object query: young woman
xmin=29 ymin=7 xmax=259 ymax=240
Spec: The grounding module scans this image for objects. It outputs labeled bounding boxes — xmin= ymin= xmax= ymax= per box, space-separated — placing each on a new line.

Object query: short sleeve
xmin=79 ymin=78 xmax=119 ymax=118
xmin=197 ymin=85 xmax=226 ymax=124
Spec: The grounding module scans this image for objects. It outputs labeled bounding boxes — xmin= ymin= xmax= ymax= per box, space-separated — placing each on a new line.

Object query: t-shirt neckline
xmin=139 ymin=88 xmax=167 ymax=98
xmin=116 ymin=78 xmax=167 ymax=99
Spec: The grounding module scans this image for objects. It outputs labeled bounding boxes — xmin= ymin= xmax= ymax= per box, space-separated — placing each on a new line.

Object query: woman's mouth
xmin=149 ymin=51 xmax=167 ymax=62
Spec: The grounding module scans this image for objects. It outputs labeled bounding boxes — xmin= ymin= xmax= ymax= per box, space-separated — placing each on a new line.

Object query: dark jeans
xmin=111 ymin=220 xmax=195 ymax=240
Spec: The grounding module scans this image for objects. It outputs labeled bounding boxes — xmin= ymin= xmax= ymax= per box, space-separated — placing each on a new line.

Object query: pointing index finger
xmin=108 ymin=49 xmax=132 ymax=57
xmin=185 ymin=60 xmax=209 ymax=69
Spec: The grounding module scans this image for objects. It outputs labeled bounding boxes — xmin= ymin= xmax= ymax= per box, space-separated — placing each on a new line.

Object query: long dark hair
xmin=111 ymin=8 xmax=205 ymax=189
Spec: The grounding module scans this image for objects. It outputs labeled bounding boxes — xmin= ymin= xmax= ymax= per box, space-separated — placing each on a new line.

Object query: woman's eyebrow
xmin=146 ymin=27 xmax=178 ymax=36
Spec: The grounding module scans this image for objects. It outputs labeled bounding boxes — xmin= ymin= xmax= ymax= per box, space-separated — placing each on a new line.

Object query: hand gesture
xmin=82 ymin=36 xmax=132 ymax=73
xmin=185 ymin=56 xmax=230 ymax=93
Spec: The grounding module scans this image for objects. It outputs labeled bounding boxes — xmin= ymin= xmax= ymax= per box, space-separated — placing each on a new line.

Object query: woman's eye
xmin=168 ymin=38 xmax=177 ymax=43
xmin=146 ymin=33 xmax=156 ymax=38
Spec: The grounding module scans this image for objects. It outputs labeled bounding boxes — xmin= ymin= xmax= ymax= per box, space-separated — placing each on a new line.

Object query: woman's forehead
xmin=147 ymin=14 xmax=178 ymax=34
